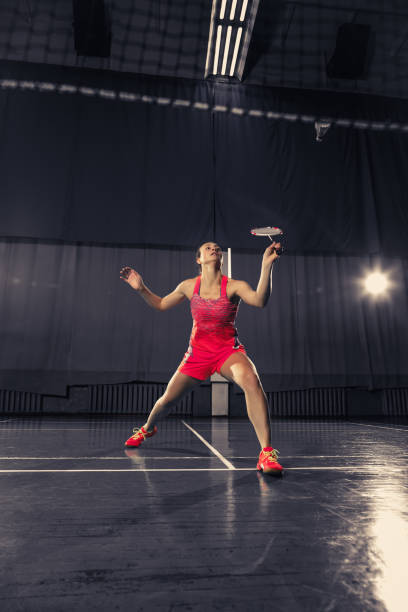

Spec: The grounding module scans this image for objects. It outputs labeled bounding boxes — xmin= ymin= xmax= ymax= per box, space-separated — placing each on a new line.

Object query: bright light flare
xmin=365 ymin=272 xmax=389 ymax=296
xmin=355 ymin=266 xmax=397 ymax=301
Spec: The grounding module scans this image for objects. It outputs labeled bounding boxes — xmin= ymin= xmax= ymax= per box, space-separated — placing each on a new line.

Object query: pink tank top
xmin=189 ymin=275 xmax=242 ymax=352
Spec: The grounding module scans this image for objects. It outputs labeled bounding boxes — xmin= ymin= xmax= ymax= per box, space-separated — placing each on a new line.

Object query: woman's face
xmin=197 ymin=243 xmax=223 ymax=267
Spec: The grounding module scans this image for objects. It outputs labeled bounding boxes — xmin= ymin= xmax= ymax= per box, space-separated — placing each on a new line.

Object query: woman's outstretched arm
xmin=120 ymin=267 xmax=187 ymax=311
xmin=232 ymin=242 xmax=281 ymax=308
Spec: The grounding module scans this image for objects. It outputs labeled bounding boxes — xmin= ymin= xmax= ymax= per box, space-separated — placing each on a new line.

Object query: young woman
xmin=120 ymin=241 xmax=283 ymax=475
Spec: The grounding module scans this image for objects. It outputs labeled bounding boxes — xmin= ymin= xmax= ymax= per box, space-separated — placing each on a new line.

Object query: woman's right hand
xmin=120 ymin=267 xmax=144 ymax=291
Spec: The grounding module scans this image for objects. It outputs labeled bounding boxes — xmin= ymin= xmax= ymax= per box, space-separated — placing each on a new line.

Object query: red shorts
xmin=178 ymin=343 xmax=246 ymax=381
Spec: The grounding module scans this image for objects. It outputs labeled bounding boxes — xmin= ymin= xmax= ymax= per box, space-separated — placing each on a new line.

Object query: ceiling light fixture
xmin=205 ymin=0 xmax=261 ymax=82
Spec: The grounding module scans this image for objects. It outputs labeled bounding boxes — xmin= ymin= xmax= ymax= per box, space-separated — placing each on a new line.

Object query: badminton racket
xmin=251 ymin=226 xmax=284 ymax=255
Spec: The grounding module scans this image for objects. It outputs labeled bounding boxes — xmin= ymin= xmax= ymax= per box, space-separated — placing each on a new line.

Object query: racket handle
xmin=274 ymin=247 xmax=283 ymax=256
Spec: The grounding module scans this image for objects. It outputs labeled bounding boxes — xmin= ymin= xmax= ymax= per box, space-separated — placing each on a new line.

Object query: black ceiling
xmin=1 ymin=0 xmax=408 ymax=100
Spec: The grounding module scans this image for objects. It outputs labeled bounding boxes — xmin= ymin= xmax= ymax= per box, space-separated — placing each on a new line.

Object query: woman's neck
xmin=200 ymin=266 xmax=222 ymax=286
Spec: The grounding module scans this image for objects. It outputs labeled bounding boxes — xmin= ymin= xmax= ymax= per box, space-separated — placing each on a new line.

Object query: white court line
xmin=0 ymin=428 xmax=95 ymax=431
xmin=229 ymin=455 xmax=391 ymax=459
xmin=0 ymin=468 xmax=237 ymax=473
xmin=0 ymin=466 xmax=405 ymax=473
xmin=182 ymin=420 xmax=236 ymax=470
xmin=0 ymin=420 xmax=136 ymax=424
xmin=348 ymin=422 xmax=408 ymax=432
xmin=1 ymin=455 xmax=402 ymax=462
xmin=285 ymin=466 xmax=406 ymax=472
xmin=0 ymin=456 xmax=211 ymax=460
xmin=0 ymin=455 xmax=371 ymax=460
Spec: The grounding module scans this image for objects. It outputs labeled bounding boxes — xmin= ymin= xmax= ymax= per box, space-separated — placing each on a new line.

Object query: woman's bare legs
xmin=219 ymin=353 xmax=271 ymax=448
xmin=143 ymin=371 xmax=201 ymax=431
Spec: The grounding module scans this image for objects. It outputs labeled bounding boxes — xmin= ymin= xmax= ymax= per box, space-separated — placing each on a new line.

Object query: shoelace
xmin=264 ymin=449 xmax=280 ymax=462
xmin=131 ymin=427 xmax=145 ymax=439
xmin=131 ymin=426 xmax=155 ymax=440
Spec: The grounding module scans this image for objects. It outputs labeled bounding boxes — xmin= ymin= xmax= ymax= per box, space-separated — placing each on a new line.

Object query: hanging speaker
xmin=73 ymin=0 xmax=111 ymax=58
xmin=326 ymin=23 xmax=372 ymax=79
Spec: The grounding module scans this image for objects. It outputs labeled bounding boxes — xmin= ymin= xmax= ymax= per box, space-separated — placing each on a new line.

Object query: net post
xmin=210 ymin=247 xmax=231 ymax=416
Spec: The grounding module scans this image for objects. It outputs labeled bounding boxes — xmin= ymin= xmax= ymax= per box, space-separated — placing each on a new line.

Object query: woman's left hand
xmin=262 ymin=242 xmax=282 ymax=266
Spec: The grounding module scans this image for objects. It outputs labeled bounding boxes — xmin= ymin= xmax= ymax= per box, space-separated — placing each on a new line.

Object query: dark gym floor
xmin=0 ymin=416 xmax=407 ymax=611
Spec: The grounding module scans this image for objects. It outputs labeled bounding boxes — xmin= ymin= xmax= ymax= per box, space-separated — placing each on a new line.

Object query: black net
xmin=0 ymin=0 xmax=407 ymax=124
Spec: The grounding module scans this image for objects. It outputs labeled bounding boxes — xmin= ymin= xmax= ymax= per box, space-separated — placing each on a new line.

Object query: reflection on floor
xmin=0 ymin=416 xmax=407 ymax=611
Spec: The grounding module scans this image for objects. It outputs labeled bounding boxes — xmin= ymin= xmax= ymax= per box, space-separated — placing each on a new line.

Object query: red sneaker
xmin=257 ymin=447 xmax=283 ymax=475
xmin=124 ymin=425 xmax=157 ymax=447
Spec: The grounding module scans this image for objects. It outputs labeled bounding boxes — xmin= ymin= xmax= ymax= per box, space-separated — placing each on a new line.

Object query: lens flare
xmin=365 ymin=272 xmax=388 ymax=295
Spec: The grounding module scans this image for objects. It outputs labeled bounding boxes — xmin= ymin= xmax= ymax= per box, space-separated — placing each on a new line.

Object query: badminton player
xmin=120 ymin=241 xmax=283 ymax=475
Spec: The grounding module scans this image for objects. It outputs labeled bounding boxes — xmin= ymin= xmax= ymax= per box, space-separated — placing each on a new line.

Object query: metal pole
xmin=211 ymin=247 xmax=231 ymax=416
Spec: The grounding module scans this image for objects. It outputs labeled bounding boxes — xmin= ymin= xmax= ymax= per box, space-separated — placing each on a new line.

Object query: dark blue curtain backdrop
xmin=0 ymin=240 xmax=407 ymax=395
xmin=1 ymin=60 xmax=408 ymax=254
xmin=0 ymin=61 xmax=407 ymax=394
